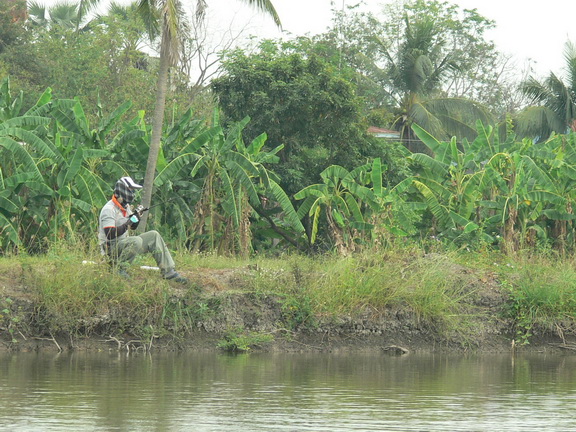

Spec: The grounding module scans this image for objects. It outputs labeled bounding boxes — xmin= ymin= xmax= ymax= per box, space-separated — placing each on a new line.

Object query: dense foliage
xmin=517 ymin=41 xmax=576 ymax=140
xmin=211 ymin=42 xmax=398 ymax=196
xmin=311 ymin=0 xmax=515 ymax=142
xmin=4 ymin=74 xmax=576 ymax=257
xmin=1 ymin=0 xmax=576 ymax=258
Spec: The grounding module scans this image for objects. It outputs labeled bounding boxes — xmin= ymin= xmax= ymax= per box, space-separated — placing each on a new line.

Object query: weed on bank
xmin=3 ymin=244 xmax=576 ymax=346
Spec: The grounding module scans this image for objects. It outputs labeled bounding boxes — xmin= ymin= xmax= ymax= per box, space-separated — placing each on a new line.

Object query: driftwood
xmin=381 ymin=345 xmax=410 ymax=355
xmin=550 ymin=343 xmax=576 ymax=351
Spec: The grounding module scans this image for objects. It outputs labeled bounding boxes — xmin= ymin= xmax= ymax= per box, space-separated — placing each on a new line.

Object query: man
xmin=98 ymin=176 xmax=187 ymax=283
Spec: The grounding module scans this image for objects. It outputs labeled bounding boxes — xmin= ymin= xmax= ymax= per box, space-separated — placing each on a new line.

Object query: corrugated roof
xmin=367 ymin=126 xmax=400 ymax=138
xmin=367 ymin=126 xmax=398 ymax=134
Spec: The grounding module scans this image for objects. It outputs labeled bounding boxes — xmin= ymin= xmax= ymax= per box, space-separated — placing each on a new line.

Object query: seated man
xmin=98 ymin=176 xmax=187 ymax=283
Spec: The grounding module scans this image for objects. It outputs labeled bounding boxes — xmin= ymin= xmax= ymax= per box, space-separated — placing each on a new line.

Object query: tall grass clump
xmin=16 ymin=245 xmax=204 ymax=339
xmin=24 ymin=259 xmax=162 ymax=335
xmin=246 ymin=254 xmax=318 ymax=329
xmin=243 ymin=247 xmax=484 ymax=336
xmin=313 ymin=251 xmax=477 ymax=328
xmin=503 ymin=256 xmax=576 ymax=344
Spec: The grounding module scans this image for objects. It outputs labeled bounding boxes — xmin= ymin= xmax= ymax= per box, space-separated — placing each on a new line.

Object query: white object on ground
xmin=140 ymin=266 xmax=160 ymax=271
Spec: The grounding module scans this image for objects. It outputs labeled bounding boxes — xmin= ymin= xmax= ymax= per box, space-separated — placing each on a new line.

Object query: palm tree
xmin=137 ymin=0 xmax=281 ymax=230
xmin=518 ymin=41 xmax=576 ymax=141
xmin=28 ymin=0 xmax=101 ymax=31
xmin=378 ymin=15 xmax=493 ymax=150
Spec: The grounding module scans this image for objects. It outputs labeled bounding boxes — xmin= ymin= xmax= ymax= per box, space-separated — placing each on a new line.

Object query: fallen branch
xmin=33 ymin=333 xmax=62 ymax=352
xmin=550 ymin=343 xmax=576 ymax=351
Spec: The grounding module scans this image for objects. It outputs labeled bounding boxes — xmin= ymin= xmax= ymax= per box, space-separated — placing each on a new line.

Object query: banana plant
xmin=295 ymin=164 xmax=373 ymax=254
xmin=521 ymin=133 xmax=576 ymax=252
xmin=0 ymin=81 xmax=141 ymax=252
xmin=156 ymin=110 xmax=303 ymax=255
xmin=0 ymin=81 xmax=54 ymax=251
xmin=409 ymin=121 xmax=557 ymax=251
xmin=348 ymin=157 xmax=421 ymax=243
xmin=409 ymin=123 xmax=488 ymax=242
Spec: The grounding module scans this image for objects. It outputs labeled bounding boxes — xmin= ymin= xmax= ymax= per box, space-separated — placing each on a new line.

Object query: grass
xmin=217 ymin=328 xmax=274 ymax=352
xmin=4 ymin=241 xmax=576 ymax=347
xmin=497 ymin=255 xmax=576 ymax=344
xmin=3 ymin=244 xmax=211 ymax=341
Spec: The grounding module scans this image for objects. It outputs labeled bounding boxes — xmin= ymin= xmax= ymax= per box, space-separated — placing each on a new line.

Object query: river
xmin=1 ymin=350 xmax=575 ymax=431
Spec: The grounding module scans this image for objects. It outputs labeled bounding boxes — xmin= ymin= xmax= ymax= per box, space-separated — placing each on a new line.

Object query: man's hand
xmin=128 ymin=213 xmax=140 ymax=229
xmin=135 ymin=205 xmax=145 ymax=217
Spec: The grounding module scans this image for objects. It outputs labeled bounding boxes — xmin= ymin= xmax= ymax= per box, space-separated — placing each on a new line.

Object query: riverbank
xmin=2 ymin=249 xmax=576 ymax=354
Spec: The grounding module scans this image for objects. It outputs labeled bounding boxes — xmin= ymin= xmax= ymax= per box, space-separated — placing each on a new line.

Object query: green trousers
xmin=107 ymin=230 xmax=175 ymax=274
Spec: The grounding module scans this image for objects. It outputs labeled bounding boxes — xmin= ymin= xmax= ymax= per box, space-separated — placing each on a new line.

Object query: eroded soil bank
xmin=1 ymin=265 xmax=574 ymax=355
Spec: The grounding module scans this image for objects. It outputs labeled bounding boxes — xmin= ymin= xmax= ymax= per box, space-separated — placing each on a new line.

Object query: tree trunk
xmin=139 ymin=28 xmax=171 ymax=231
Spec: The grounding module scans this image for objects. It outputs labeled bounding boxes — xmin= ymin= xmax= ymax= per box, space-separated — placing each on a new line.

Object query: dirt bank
xmin=0 ymin=265 xmax=573 ymax=354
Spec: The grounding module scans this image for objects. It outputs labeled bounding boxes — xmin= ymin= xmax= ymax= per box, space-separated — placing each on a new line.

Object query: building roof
xmin=367 ymin=126 xmax=400 ymax=138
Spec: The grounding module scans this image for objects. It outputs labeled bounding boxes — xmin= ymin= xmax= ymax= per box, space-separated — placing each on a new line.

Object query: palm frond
xmin=268 ymin=179 xmax=304 ymax=231
xmin=409 ymin=102 xmax=444 ymax=138
xmin=137 ymin=0 xmax=161 ymax=41
xmin=515 ymin=106 xmax=562 ymax=140
xmin=241 ymin=0 xmax=281 ymax=28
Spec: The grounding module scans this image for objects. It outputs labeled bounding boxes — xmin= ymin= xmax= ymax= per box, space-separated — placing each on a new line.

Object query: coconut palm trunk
xmin=138 ymin=0 xmax=281 ymax=231
xmin=140 ymin=25 xmax=171 ymax=229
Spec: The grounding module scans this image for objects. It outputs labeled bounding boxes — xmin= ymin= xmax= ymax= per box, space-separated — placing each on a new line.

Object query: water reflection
xmin=1 ymin=351 xmax=576 ymax=431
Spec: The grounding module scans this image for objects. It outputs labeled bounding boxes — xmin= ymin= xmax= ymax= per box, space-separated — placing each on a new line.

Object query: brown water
xmin=1 ymin=351 xmax=576 ymax=431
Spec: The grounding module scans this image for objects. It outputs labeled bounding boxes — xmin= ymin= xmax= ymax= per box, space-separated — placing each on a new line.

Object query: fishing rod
xmin=139 ymin=196 xmax=179 ymax=213
xmin=128 ymin=197 xmax=179 ymax=223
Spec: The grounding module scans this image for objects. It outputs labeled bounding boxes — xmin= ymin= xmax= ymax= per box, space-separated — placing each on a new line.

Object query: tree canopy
xmin=211 ymin=41 xmax=407 ymax=196
xmin=518 ymin=41 xmax=576 ymax=141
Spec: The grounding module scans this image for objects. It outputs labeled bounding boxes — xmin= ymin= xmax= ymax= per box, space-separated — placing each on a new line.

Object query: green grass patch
xmin=242 ymin=250 xmax=483 ymax=336
xmin=7 ymin=249 xmax=205 ymax=340
xmin=5 ymin=242 xmax=576 ymax=348
xmin=501 ymin=256 xmax=576 ymax=344
xmin=217 ymin=327 xmax=274 ymax=353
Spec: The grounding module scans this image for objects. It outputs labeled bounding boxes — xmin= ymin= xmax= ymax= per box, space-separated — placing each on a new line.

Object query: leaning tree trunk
xmin=139 ymin=28 xmax=171 ymax=231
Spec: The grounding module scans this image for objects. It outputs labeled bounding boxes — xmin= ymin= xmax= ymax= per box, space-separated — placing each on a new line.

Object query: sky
xmin=39 ymin=0 xmax=576 ymax=79
xmin=206 ymin=0 xmax=576 ymax=79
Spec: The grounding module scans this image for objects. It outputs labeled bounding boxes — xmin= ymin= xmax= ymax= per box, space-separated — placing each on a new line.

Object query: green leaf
xmin=227 ymin=160 xmax=259 ymax=205
xmin=332 ymin=208 xmax=345 ymax=227
xmin=58 ymin=147 xmax=84 ymax=189
xmin=296 ymin=196 xmax=316 ymax=220
xmin=0 ymin=213 xmax=20 ymax=246
xmin=310 ymin=205 xmax=321 ymax=244
xmin=226 ymin=152 xmax=260 ymax=177
xmin=320 ymin=165 xmax=350 ymax=187
xmin=0 ymin=195 xmax=18 ymax=213
xmin=155 ymin=153 xmax=200 ymax=187
xmin=2 ymin=127 xmax=62 ymax=163
xmin=410 ymin=153 xmax=448 ymax=177
xmin=268 ymin=179 xmax=304 ymax=232
xmin=412 ymin=123 xmax=444 ymax=156
xmin=72 ymin=100 xmax=91 ymax=139
xmin=371 ymin=157 xmax=382 ymax=196
xmin=181 ymin=127 xmax=221 ymax=154
xmin=294 ymin=184 xmax=327 ymax=200
xmin=0 ymin=137 xmax=42 ymax=181
xmin=99 ymin=100 xmax=132 ymax=138
xmin=345 ymin=194 xmax=364 ymax=223
xmin=246 ymin=132 xmax=267 ymax=155
xmin=413 ymin=180 xmax=451 ymax=227
xmin=70 ymin=197 xmax=92 ymax=212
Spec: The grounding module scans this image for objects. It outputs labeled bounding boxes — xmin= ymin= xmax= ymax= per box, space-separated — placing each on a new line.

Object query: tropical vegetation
xmin=1 ymin=0 xmax=576 ymax=259
xmin=4 ymin=0 xmax=576 ymax=352
xmin=518 ymin=41 xmax=576 ymax=140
